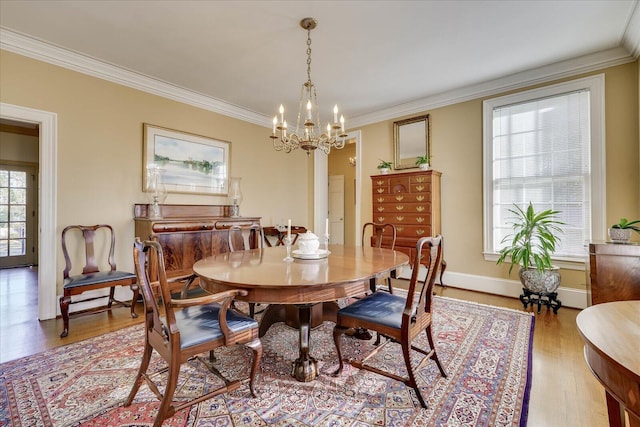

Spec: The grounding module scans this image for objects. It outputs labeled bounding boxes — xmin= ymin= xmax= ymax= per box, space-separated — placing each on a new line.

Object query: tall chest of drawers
xmin=371 ymin=170 xmax=442 ymax=264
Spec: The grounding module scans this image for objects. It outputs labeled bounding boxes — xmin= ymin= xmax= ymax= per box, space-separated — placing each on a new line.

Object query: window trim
xmin=482 ymin=74 xmax=606 ymax=267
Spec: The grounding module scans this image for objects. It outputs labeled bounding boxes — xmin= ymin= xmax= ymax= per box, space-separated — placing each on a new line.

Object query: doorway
xmin=0 ymin=163 xmax=38 ymax=268
xmin=316 ymin=130 xmax=362 ymax=246
xmin=1 ymin=103 xmax=58 ymax=321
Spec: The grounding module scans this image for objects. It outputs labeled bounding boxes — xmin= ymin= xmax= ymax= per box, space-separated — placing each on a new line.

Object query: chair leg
xmin=130 ymin=285 xmax=139 ymax=318
xmin=107 ymin=286 xmax=116 ymax=308
xmin=154 ymin=358 xmax=180 ymax=427
xmin=401 ymin=341 xmax=428 ymax=409
xmin=59 ymin=294 xmax=71 ymax=338
xmin=124 ymin=341 xmax=153 ymax=406
xmin=245 ymin=337 xmax=262 ymax=397
xmin=426 ymin=324 xmax=447 ymax=378
xmin=332 ymin=325 xmax=349 ymax=375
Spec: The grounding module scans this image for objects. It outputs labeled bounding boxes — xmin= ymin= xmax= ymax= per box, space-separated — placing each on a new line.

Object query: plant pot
xmin=378 ymin=168 xmax=389 ymax=175
xmin=518 ymin=266 xmax=561 ymax=294
xmin=418 ymin=163 xmax=429 ymax=171
xmin=608 ymin=227 xmax=631 ymax=243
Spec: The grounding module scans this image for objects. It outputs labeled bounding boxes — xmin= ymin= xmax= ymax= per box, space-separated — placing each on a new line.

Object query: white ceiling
xmin=1 ymin=0 xmax=639 ymax=128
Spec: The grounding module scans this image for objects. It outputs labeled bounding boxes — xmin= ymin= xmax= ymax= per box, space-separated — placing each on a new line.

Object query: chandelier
xmin=270 ymin=18 xmax=347 ymax=155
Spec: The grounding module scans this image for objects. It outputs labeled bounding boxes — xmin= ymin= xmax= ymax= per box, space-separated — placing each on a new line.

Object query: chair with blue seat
xmin=124 ymin=239 xmax=262 ymax=427
xmin=332 ymin=235 xmax=447 ymax=408
xmin=362 ymin=222 xmax=398 ymax=293
xmin=59 ymin=224 xmax=138 ymax=338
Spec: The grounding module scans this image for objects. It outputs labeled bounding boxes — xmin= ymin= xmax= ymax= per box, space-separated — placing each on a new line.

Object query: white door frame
xmin=314 ymin=130 xmax=362 ymax=246
xmin=1 ymin=103 xmax=58 ymax=320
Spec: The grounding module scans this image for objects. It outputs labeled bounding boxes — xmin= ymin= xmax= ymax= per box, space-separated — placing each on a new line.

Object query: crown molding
xmin=1 ymin=27 xmax=636 ymax=131
xmin=622 ymin=0 xmax=640 ymax=58
xmin=349 ymin=46 xmax=635 ymax=128
xmin=0 ymin=28 xmax=269 ymax=127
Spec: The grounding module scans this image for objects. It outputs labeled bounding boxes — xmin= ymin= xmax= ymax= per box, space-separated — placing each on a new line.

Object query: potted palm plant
xmin=496 ymin=203 xmax=564 ymax=305
xmin=608 ymin=218 xmax=640 ymax=243
xmin=415 ymin=155 xmax=431 ymax=170
xmin=377 ymin=160 xmax=393 ymax=174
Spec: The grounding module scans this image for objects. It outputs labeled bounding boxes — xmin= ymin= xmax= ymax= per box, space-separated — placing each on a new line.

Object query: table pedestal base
xmin=260 ymin=301 xmax=339 ymax=382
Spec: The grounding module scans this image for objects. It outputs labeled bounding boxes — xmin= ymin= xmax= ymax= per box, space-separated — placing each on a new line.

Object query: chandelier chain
xmin=306 ymin=28 xmax=312 ymax=85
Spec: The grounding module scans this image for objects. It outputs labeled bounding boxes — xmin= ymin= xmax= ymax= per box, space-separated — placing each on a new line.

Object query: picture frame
xmin=143 ymin=124 xmax=230 ymax=195
xmin=393 ymin=114 xmax=430 ymax=170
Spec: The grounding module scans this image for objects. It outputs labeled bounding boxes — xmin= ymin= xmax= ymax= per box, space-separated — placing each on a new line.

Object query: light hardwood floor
xmin=0 ymin=267 xmax=608 ymax=426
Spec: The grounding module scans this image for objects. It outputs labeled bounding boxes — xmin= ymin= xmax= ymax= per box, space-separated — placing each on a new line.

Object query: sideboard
xmin=370 ymin=170 xmax=445 ymax=280
xmin=134 ymin=204 xmax=260 ymax=279
xmin=587 ymin=242 xmax=640 ymax=305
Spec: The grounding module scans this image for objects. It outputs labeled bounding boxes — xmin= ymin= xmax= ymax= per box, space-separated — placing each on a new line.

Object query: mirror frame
xmin=393 ymin=114 xmax=430 ymax=170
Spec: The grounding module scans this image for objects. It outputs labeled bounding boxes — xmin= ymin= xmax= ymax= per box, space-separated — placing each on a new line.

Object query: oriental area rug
xmin=0 ymin=296 xmax=534 ymax=427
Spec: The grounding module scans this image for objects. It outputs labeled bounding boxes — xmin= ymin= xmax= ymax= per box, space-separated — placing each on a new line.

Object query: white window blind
xmin=483 ymin=75 xmax=606 ymax=265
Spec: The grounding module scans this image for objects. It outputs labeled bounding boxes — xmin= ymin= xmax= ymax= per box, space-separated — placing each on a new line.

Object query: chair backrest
xmin=61 ymin=224 xmax=117 ymax=279
xmin=228 ymin=224 xmax=264 ymax=252
xmin=132 ymin=238 xmax=177 ymax=344
xmin=405 ymin=235 xmax=443 ymax=323
xmin=361 ymin=222 xmax=397 ymax=250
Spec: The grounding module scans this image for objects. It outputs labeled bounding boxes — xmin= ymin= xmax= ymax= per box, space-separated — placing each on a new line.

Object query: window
xmin=483 ymin=75 xmax=605 ymax=267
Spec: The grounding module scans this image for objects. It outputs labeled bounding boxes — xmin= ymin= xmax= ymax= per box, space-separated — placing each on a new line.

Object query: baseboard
xmin=397 ymin=267 xmax=588 ymax=309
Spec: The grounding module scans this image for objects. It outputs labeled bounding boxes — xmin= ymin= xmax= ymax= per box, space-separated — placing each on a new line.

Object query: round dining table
xmin=193 ymin=244 xmax=409 ymax=382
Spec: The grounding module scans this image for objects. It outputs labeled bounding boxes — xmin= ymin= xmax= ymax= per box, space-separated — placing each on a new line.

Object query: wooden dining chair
xmin=228 ymin=224 xmax=265 ymax=317
xmin=228 ymin=224 xmax=265 ymax=252
xmin=332 ymin=235 xmax=447 ymax=408
xmin=125 ymin=239 xmax=262 ymax=427
xmin=59 ymin=224 xmax=137 ymax=338
xmin=362 ymin=222 xmax=397 ymax=293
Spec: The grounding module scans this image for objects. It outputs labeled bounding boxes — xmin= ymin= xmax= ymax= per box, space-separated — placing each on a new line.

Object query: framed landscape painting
xmin=143 ymin=124 xmax=230 ymax=195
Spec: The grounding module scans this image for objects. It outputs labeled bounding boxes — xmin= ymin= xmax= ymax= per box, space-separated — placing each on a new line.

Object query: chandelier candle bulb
xmin=333 ymin=105 xmax=338 ymax=123
xmin=340 ymin=115 xmax=345 ymax=132
xmin=279 ymin=105 xmax=284 ymax=123
xmin=288 ymin=219 xmax=292 ymax=239
xmin=272 ymin=116 xmax=277 ymax=134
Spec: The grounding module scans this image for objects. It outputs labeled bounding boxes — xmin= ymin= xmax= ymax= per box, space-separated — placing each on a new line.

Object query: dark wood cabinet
xmin=587 ymin=242 xmax=640 ymax=305
xmin=371 ymin=170 xmax=441 ymax=263
xmin=134 ymin=204 xmax=260 ymax=278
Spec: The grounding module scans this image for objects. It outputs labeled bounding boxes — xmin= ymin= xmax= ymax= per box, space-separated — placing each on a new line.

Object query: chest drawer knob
xmin=377 ymin=207 xmax=385 ymax=212
xmin=416 ymin=195 xmax=425 ymax=202
xmin=395 ymin=195 xmax=404 ymax=201
xmin=416 ymin=217 xmax=425 ymax=223
xmin=416 ymin=206 xmax=425 ymax=212
xmin=416 ymin=229 xmax=425 ymax=235
xmin=377 ymin=188 xmax=385 ymax=194
xmin=396 ymin=216 xmax=404 ymax=221
xmin=395 ymin=205 xmax=404 ymax=211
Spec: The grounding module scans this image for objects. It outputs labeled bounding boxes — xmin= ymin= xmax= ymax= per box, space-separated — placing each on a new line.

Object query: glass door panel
xmin=0 ymin=165 xmax=35 ymax=268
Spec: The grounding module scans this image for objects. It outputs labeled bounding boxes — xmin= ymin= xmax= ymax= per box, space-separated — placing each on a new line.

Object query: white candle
xmin=287 ymin=219 xmax=291 ymax=239
xmin=333 ymin=104 xmax=338 ymax=123
xmin=272 ymin=116 xmax=277 ymax=134
xmin=340 ymin=115 xmax=345 ymax=132
xmin=279 ymin=104 xmax=284 ymax=123
xmin=326 ymin=218 xmax=329 ymax=235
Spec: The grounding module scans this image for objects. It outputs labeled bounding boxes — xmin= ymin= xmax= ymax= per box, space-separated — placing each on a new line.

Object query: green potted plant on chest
xmin=415 ymin=155 xmax=431 ymax=171
xmin=608 ymin=218 xmax=640 ymax=243
xmin=496 ymin=202 xmax=564 ymax=312
xmin=377 ymin=160 xmax=393 ymax=174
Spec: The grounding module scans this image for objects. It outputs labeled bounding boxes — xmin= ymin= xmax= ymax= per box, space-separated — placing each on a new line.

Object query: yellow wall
xmin=358 ymin=61 xmax=640 ymax=290
xmin=0 ymin=50 xmax=309 ymax=290
xmin=1 ymin=48 xmax=638 ymax=296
